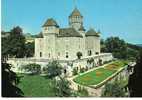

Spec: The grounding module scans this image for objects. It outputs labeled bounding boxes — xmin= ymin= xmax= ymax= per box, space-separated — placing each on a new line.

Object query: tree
xmin=2 ymin=31 xmax=9 ymax=61
xmin=36 ymin=32 xmax=43 ymax=38
xmin=2 ymin=63 xmax=24 ymax=97
xmin=101 ymin=82 xmax=125 ymax=97
xmin=46 ymin=61 xmax=62 ymax=78
xmin=25 ymin=42 xmax=34 ymax=57
xmin=127 ymin=48 xmax=138 ymax=60
xmin=76 ymin=52 xmax=83 ymax=59
xmin=104 ymin=37 xmax=127 ymax=59
xmin=2 ymin=26 xmax=26 ymax=58
xmin=53 ymin=77 xmax=72 ymax=97
xmin=128 ymin=50 xmax=142 ymax=97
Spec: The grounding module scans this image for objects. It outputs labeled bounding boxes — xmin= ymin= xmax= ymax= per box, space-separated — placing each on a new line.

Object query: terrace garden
xmin=73 ymin=60 xmax=128 ymax=87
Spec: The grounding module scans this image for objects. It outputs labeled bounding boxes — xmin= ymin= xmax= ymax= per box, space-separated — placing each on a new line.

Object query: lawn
xmin=73 ymin=60 xmax=128 ymax=86
xmin=18 ymin=74 xmax=56 ymax=97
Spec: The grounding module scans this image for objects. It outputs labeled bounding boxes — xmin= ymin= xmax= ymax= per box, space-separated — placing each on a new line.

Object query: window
xmin=88 ymin=50 xmax=92 ymax=56
xmin=40 ymin=52 xmax=42 ymax=57
xmin=66 ymin=52 xmax=69 ymax=58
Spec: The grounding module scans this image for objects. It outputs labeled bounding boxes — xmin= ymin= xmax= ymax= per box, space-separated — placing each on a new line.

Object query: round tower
xmin=85 ymin=28 xmax=100 ymax=56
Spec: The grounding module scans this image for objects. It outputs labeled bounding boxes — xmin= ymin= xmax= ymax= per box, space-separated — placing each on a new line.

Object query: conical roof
xmin=85 ymin=28 xmax=100 ymax=37
xmin=42 ymin=18 xmax=59 ymax=27
xmin=69 ymin=8 xmax=83 ymax=17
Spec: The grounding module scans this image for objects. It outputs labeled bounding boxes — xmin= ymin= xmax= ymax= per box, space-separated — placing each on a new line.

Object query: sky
xmin=2 ymin=0 xmax=142 ymax=44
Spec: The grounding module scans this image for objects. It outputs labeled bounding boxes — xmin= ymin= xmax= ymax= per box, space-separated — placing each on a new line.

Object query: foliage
xmin=76 ymin=51 xmax=83 ymax=59
xmin=126 ymin=47 xmax=139 ymax=60
xmin=101 ymin=82 xmax=125 ymax=97
xmin=2 ymin=63 xmax=24 ymax=97
xmin=1 ymin=31 xmax=9 ymax=60
xmin=46 ymin=61 xmax=62 ymax=78
xmin=35 ymin=32 xmax=43 ymax=38
xmin=104 ymin=37 xmax=127 ymax=59
xmin=127 ymin=43 xmax=142 ymax=51
xmin=2 ymin=26 xmax=26 ymax=58
xmin=101 ymin=36 xmax=142 ymax=60
xmin=87 ymin=58 xmax=94 ymax=64
xmin=22 ymin=63 xmax=41 ymax=74
xmin=128 ymin=50 xmax=142 ymax=97
xmin=53 ymin=77 xmax=72 ymax=97
xmin=73 ymin=67 xmax=78 ymax=75
xmin=25 ymin=42 xmax=34 ymax=57
xmin=77 ymin=86 xmax=89 ymax=97
xmin=80 ymin=67 xmax=85 ymax=73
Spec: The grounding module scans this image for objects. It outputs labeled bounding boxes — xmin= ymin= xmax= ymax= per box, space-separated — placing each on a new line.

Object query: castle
xmin=35 ymin=8 xmax=100 ymax=60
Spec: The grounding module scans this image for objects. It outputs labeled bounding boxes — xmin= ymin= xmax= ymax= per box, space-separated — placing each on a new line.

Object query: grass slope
xmin=18 ymin=75 xmax=56 ymax=97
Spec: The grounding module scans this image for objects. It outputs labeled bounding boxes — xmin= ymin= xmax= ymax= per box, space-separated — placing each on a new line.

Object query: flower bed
xmin=73 ymin=60 xmax=128 ymax=87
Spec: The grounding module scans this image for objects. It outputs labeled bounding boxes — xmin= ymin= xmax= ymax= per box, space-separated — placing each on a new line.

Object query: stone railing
xmin=8 ymin=53 xmax=113 ymax=63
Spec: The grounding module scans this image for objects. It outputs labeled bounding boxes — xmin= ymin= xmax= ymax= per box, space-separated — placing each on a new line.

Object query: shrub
xmin=73 ymin=67 xmax=78 ymax=75
xmin=22 ymin=63 xmax=41 ymax=75
xmin=101 ymin=82 xmax=125 ymax=97
xmin=53 ymin=77 xmax=72 ymax=97
xmin=87 ymin=58 xmax=94 ymax=64
xmin=77 ymin=85 xmax=89 ymax=97
xmin=80 ymin=68 xmax=85 ymax=73
xmin=85 ymin=67 xmax=88 ymax=71
xmin=46 ymin=61 xmax=62 ymax=78
xmin=76 ymin=52 xmax=83 ymax=59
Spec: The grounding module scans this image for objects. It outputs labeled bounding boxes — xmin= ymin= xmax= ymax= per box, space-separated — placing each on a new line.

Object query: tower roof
xmin=85 ymin=28 xmax=100 ymax=37
xmin=42 ymin=18 xmax=59 ymax=27
xmin=58 ymin=28 xmax=83 ymax=37
xmin=69 ymin=8 xmax=83 ymax=17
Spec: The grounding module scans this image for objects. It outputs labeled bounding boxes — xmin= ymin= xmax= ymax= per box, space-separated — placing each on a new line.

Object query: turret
xmin=42 ymin=18 xmax=59 ymax=36
xmin=85 ymin=28 xmax=100 ymax=55
xmin=69 ymin=8 xmax=83 ymax=31
xmin=42 ymin=18 xmax=59 ymax=58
